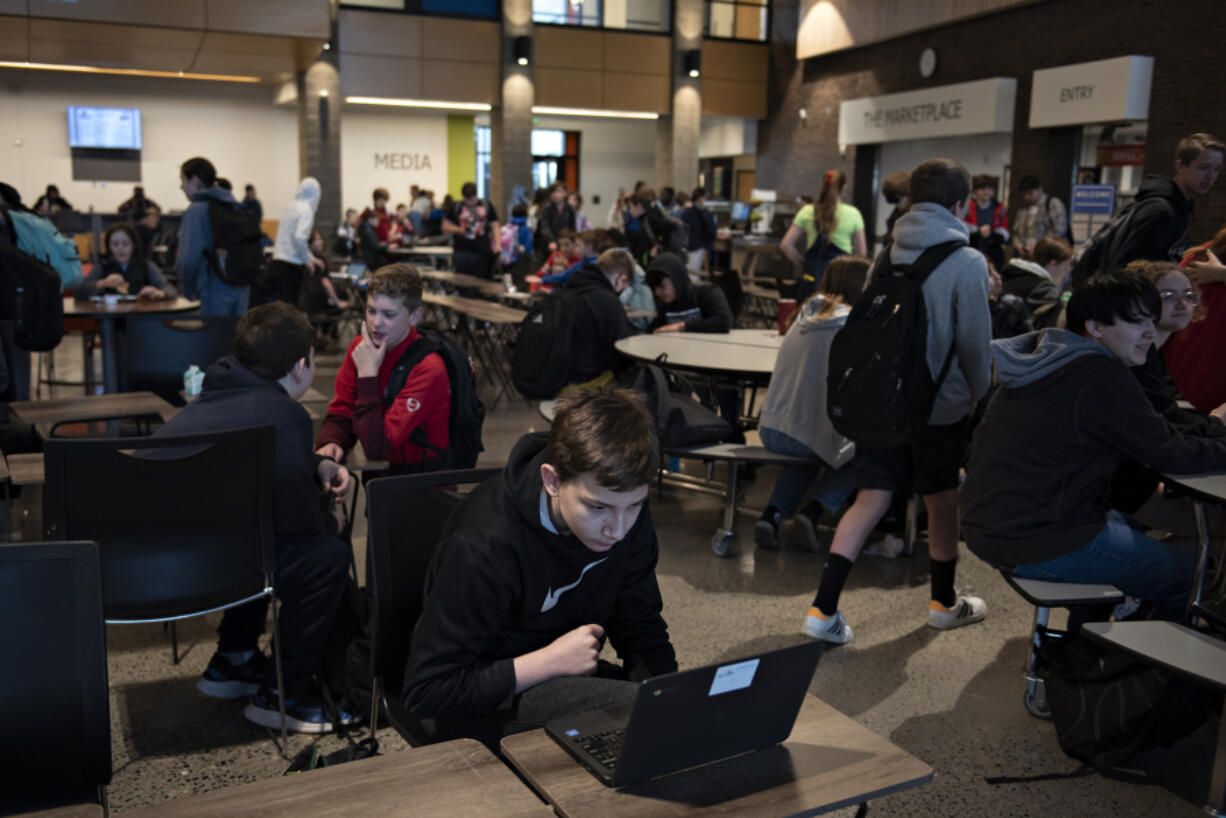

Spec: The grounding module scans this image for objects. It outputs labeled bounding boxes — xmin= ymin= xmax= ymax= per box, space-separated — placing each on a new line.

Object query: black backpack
xmin=511 ymin=288 xmax=576 ymax=399
xmin=381 ymin=328 xmax=485 ymax=469
xmin=826 ymin=239 xmax=966 ymax=448
xmin=205 ymin=200 xmax=265 ymax=287
xmin=0 ymin=209 xmax=64 ymax=352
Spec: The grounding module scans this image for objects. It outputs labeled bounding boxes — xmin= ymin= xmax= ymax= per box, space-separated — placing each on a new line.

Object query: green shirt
xmin=792 ymin=201 xmax=864 ymax=254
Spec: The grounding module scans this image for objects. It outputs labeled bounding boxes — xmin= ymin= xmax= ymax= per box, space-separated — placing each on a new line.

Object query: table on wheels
xmin=501 ymin=693 xmax=932 ymax=817
xmin=63 ymin=297 xmax=200 ymax=394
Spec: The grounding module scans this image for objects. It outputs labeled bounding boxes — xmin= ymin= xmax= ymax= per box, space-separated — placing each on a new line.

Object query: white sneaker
xmin=927 ymin=595 xmax=987 ymax=630
xmin=862 ymin=533 xmax=905 ymax=559
xmin=803 ymin=607 xmax=853 ymax=644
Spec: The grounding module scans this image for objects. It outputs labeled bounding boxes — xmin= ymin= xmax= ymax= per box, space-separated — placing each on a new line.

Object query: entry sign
xmin=1029 ymin=55 xmax=1153 ymax=128
xmin=1070 ymin=184 xmax=1116 ymax=247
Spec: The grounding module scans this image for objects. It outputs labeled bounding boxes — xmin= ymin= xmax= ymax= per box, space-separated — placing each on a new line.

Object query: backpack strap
xmin=899 ymin=239 xmax=968 ymax=395
xmin=382 ymin=332 xmax=450 ymax=463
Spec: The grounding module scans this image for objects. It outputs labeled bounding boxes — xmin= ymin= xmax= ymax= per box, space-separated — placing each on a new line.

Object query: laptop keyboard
xmin=576 ymin=727 xmax=627 ymax=769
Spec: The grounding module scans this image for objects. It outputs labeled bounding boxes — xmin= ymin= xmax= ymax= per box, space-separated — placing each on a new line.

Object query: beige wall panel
xmin=701 ymin=78 xmax=766 ymax=118
xmin=534 ymin=67 xmax=604 ymax=108
xmin=191 ymin=51 xmax=297 ymax=78
xmin=28 ymin=19 xmax=201 ymax=49
xmin=602 ymin=31 xmax=669 ymax=75
xmin=420 ymin=59 xmax=498 ymax=103
xmin=339 ymin=9 xmax=421 ymax=58
xmin=340 ymin=53 xmax=423 ymax=98
xmin=420 ymin=18 xmax=499 ymax=63
xmin=20 ymin=0 xmax=206 ymax=30
xmin=535 ymin=26 xmax=604 ymax=71
xmin=27 ymin=39 xmax=196 ymax=71
xmin=0 ymin=15 xmax=28 ymax=60
xmin=206 ymin=0 xmax=329 ymax=38
xmin=603 ymin=72 xmax=669 ymax=112
xmin=199 ymin=32 xmax=297 ymax=57
xmin=701 ymin=40 xmax=767 ymax=82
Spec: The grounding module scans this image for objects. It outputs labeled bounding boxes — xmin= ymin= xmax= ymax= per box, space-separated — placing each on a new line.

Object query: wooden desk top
xmin=1082 ymin=621 xmax=1226 ymax=690
xmin=1158 ymin=471 xmax=1226 ymax=507
xmin=6 ymin=453 xmax=44 ymax=486
xmin=387 ymin=244 xmax=453 ymax=256
xmin=123 ymin=739 xmax=551 ymax=818
xmin=10 ymin=392 xmax=177 ymax=427
xmin=63 ymin=296 xmax=199 ymax=318
xmin=423 ymin=292 xmax=526 ymax=324
xmin=502 ymin=695 xmax=932 ymax=818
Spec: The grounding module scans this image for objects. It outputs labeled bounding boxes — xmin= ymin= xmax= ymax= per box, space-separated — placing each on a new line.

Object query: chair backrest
xmin=121 ymin=314 xmax=240 ymax=402
xmin=0 ymin=541 xmax=110 ymax=802
xmin=366 ymin=467 xmax=501 ymax=695
xmin=42 ymin=426 xmax=277 ymax=621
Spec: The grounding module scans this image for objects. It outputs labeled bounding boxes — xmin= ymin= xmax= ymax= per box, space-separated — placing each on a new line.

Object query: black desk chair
xmin=120 ymin=314 xmax=240 ymax=403
xmin=0 ymin=541 xmax=110 ymax=813
xmin=365 ymin=467 xmax=500 ymax=745
xmin=41 ymin=426 xmax=288 ymax=747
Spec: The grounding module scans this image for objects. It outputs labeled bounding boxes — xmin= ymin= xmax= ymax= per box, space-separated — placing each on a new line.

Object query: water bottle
xmin=184 ymin=364 xmax=203 ymax=396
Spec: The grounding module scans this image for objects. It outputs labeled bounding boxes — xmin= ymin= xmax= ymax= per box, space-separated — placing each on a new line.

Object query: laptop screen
xmin=346 ymin=262 xmax=367 ymax=280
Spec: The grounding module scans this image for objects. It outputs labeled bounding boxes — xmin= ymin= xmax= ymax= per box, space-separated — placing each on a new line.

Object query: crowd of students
xmin=7 ymin=131 xmax=1225 ymax=771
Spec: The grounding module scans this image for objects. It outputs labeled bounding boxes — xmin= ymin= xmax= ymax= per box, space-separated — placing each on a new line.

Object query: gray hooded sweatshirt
xmin=888 ymin=202 xmax=993 ymax=424
xmin=759 ymin=298 xmax=855 ymax=467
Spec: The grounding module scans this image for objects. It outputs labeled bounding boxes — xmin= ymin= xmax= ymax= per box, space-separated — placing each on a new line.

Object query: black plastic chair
xmin=0 ymin=541 xmax=111 ymax=812
xmin=120 ymin=314 xmax=240 ymax=403
xmin=365 ymin=467 xmax=500 ymax=745
xmin=41 ymin=426 xmax=288 ymax=746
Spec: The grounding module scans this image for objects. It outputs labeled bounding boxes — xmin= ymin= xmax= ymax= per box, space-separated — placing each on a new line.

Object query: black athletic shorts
xmin=853 ymin=417 xmax=970 ymax=496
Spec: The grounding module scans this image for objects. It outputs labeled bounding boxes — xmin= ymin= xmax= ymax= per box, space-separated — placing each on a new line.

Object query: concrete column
xmin=297 ymin=25 xmax=341 ymax=239
xmin=492 ymin=0 xmax=533 ymax=218
xmin=663 ymin=0 xmax=703 ymax=193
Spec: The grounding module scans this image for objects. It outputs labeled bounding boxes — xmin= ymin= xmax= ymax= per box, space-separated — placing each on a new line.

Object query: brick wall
xmin=759 ymin=0 xmax=1226 ymax=244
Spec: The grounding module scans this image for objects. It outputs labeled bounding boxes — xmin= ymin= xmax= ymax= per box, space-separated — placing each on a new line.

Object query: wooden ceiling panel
xmin=420 ymin=59 xmax=498 ymax=103
xmin=535 ymin=26 xmax=604 ymax=71
xmin=28 ymin=18 xmax=202 ymax=49
xmin=535 ymin=67 xmax=604 ymax=109
xmin=701 ymin=78 xmax=767 ymax=119
xmin=339 ymin=9 xmax=421 ymax=58
xmin=602 ymin=31 xmax=669 ymax=75
xmin=420 ymin=18 xmax=499 ymax=63
xmin=603 ymin=71 xmax=669 ymax=112
xmin=701 ymin=41 xmax=767 ymax=83
xmin=206 ymin=0 xmax=329 ymax=39
xmin=24 ymin=0 xmax=206 ymax=30
xmin=340 ymin=53 xmax=423 ymax=99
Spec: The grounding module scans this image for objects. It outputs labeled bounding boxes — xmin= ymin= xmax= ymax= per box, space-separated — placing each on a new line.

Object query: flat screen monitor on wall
xmin=67 ymin=106 xmax=142 ymax=150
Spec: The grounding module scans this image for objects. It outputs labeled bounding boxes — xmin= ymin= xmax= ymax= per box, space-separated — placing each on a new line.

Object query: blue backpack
xmin=5 ymin=208 xmax=83 ymax=290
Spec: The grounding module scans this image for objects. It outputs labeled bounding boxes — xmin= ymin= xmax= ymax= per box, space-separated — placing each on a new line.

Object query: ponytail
xmin=816 ymin=170 xmax=845 ymax=240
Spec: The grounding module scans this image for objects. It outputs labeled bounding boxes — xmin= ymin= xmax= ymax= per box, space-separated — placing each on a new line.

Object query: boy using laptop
xmin=402 ymin=387 xmax=677 ymax=748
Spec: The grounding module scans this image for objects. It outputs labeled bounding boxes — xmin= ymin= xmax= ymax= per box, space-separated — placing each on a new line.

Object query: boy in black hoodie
xmin=961 ymin=274 xmax=1226 ymax=613
xmin=644 ymin=252 xmax=732 ymax=334
xmin=563 ymin=248 xmax=636 ymax=389
xmin=155 ymin=303 xmax=353 ymax=733
xmin=403 ymin=387 xmax=677 ymax=748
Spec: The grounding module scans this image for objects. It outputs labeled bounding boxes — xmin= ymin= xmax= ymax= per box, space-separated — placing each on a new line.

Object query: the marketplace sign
xmin=838 ymin=77 xmax=1017 ymax=145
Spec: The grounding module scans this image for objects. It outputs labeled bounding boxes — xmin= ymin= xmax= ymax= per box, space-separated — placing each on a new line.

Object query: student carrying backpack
xmin=511 ymin=289 xmax=577 ymax=400
xmin=381 ymin=328 xmax=485 ymax=470
xmin=826 ymin=239 xmax=966 ymax=447
xmin=0 ymin=204 xmax=67 ymax=351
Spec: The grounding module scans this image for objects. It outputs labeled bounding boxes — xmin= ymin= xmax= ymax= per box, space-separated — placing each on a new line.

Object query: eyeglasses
xmin=1159 ymin=289 xmax=1199 ymax=305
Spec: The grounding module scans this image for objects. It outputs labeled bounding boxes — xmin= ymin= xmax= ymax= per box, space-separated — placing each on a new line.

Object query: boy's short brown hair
xmin=235 ymin=302 xmax=314 ymax=381
xmin=596 ymin=248 xmax=634 ymax=284
xmin=368 ymin=263 xmax=424 ymax=311
xmin=1175 ymin=133 xmax=1225 ymax=166
xmin=910 ymin=159 xmax=972 ymax=209
xmin=545 ymin=387 xmax=659 ymax=490
xmin=1032 ymin=237 xmax=1073 ymax=268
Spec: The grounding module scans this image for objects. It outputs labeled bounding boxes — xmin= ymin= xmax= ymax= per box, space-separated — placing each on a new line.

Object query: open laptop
xmin=346 ymin=261 xmax=367 ymax=280
xmin=545 ymin=640 xmax=821 ymax=787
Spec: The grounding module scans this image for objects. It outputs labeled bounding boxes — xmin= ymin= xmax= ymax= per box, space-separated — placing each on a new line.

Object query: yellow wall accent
xmin=447 ymin=114 xmax=476 ymax=199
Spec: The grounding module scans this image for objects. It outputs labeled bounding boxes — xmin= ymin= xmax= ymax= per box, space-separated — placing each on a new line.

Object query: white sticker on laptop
xmin=708 ymin=658 xmax=760 ymax=696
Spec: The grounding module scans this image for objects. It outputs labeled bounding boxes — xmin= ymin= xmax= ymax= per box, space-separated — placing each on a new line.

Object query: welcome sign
xmin=838 ymin=78 xmax=1016 ymax=145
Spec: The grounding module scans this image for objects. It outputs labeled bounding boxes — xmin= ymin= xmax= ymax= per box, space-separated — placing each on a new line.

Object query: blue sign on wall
xmin=1071 ymin=184 xmax=1116 ymax=216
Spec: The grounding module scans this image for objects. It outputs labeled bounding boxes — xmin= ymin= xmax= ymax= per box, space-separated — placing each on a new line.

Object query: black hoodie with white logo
xmin=402 ymin=432 xmax=676 ymax=719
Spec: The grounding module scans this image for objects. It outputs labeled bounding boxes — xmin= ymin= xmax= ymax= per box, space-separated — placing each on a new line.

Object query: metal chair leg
xmin=369 ymin=675 xmax=381 ymax=738
xmin=269 ymin=580 xmax=288 ymax=756
xmin=170 ymin=621 xmax=179 ymax=664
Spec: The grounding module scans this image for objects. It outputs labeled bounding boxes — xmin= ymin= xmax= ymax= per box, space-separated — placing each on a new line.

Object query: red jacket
xmin=964 ymin=200 xmax=1009 ymax=240
xmin=316 ymin=328 xmax=451 ymax=465
xmin=1164 ymin=244 xmax=1226 ymax=413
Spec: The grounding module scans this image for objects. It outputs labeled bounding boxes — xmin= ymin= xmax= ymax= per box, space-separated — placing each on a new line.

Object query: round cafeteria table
xmin=614 ymin=329 xmax=783 ymax=378
xmin=63 ymin=296 xmax=201 ymax=394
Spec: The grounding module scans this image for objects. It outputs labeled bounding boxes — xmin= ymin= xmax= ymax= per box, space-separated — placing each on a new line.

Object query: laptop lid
xmin=548 ymin=640 xmax=822 ymax=787
xmin=347 ymin=261 xmax=367 ymax=279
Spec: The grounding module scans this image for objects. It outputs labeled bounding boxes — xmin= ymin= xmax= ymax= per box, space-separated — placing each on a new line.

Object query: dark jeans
xmin=421 ymin=661 xmax=639 ymax=752
xmin=216 ymin=532 xmax=349 ymax=687
xmin=269 ymin=259 xmax=305 ymax=309
xmin=453 ymin=249 xmax=496 ymax=279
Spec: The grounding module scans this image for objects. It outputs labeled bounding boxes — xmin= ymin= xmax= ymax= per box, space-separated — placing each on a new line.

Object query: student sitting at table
xmin=561 ymin=249 xmax=637 ymax=390
xmin=961 ymin=272 xmax=1226 ymax=614
xmin=533 ymin=229 xmax=597 ymax=289
xmin=155 ymin=302 xmax=353 ymax=733
xmin=402 ymin=386 xmax=677 ymax=749
xmin=536 ymin=229 xmax=580 ymax=279
xmin=645 ymin=252 xmax=732 ymax=334
xmin=315 ymin=264 xmax=450 ymax=471
xmin=755 ymin=256 xmax=869 ymax=551
xmin=76 ymin=222 xmax=176 ymax=299
xmin=357 ymin=206 xmax=387 ymax=272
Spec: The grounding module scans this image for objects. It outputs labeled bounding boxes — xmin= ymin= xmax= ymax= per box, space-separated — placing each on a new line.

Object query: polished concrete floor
xmin=7 ymin=333 xmax=1219 ymax=816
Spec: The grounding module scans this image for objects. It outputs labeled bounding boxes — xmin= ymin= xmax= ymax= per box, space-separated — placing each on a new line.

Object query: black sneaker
xmin=754 ymin=506 xmax=782 ymax=550
xmin=793 ymin=501 xmax=826 ymax=553
xmin=243 ymin=686 xmax=357 ymax=735
xmin=196 ymin=651 xmax=263 ymax=699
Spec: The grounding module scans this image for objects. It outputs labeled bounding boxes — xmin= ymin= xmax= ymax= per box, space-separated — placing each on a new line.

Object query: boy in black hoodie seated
xmin=562 ymin=248 xmax=636 ymax=390
xmin=644 ymin=252 xmax=732 ymax=334
xmin=961 ymin=274 xmax=1226 ymax=614
xmin=155 ymin=303 xmax=353 ymax=733
xmin=402 ymin=387 xmax=677 ymax=748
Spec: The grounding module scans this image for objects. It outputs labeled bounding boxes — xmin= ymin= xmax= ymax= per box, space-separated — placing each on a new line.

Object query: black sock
xmin=812 ymin=554 xmax=854 ymax=617
xmin=930 ymin=557 xmax=958 ymax=608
